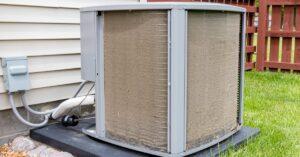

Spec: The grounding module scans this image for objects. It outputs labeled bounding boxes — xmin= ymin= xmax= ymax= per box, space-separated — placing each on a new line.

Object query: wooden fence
xmin=257 ymin=0 xmax=300 ymax=72
xmin=147 ymin=0 xmax=257 ymax=70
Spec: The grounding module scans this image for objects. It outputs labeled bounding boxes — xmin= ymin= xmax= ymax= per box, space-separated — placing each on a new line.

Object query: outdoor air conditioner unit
xmin=80 ymin=2 xmax=246 ymax=156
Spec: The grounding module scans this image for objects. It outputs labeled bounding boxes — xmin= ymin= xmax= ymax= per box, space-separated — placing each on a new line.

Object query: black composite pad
xmin=30 ymin=118 xmax=259 ymax=157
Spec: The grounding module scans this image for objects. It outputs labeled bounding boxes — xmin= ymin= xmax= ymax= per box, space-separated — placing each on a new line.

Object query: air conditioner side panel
xmin=103 ymin=10 xmax=169 ymax=152
xmin=80 ymin=11 xmax=97 ymax=82
xmin=186 ymin=11 xmax=241 ymax=149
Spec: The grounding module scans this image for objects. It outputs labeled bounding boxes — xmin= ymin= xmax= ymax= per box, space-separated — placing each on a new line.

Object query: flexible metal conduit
xmin=9 ymin=93 xmax=49 ymax=127
xmin=8 ymin=81 xmax=90 ymax=127
xmin=21 ymin=81 xmax=89 ymax=116
xmin=21 ymin=92 xmax=56 ymax=115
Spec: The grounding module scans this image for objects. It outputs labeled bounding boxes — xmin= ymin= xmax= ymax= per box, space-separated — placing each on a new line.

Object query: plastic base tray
xmin=30 ymin=118 xmax=259 ymax=157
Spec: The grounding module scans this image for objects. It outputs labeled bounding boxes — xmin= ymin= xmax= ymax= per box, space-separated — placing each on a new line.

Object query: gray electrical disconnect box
xmin=1 ymin=57 xmax=31 ymax=92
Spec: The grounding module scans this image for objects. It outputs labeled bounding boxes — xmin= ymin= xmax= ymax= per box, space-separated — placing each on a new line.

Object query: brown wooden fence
xmin=148 ymin=0 xmax=257 ymax=70
xmin=257 ymin=0 xmax=300 ymax=72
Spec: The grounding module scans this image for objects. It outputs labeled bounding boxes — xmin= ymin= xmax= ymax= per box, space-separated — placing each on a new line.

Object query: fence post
xmin=256 ymin=0 xmax=268 ymax=71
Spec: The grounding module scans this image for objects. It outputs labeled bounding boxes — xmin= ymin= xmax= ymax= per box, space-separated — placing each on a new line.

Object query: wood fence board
xmin=246 ymin=46 xmax=256 ymax=53
xmin=281 ymin=6 xmax=294 ymax=64
xmin=245 ymin=1 xmax=255 ymax=70
xmin=265 ymin=61 xmax=300 ymax=71
xmin=231 ymin=0 xmax=237 ymax=5
xmin=257 ymin=3 xmax=269 ymax=71
xmin=295 ymin=7 xmax=300 ymax=64
xmin=246 ymin=26 xmax=256 ymax=33
xmin=246 ymin=21 xmax=254 ymax=47
xmin=269 ymin=6 xmax=281 ymax=65
xmin=245 ymin=62 xmax=255 ymax=70
xmin=267 ymin=0 xmax=300 ymax=5
xmin=267 ymin=31 xmax=300 ymax=38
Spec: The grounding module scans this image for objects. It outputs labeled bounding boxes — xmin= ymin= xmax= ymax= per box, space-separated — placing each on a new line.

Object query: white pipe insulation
xmin=51 ymin=95 xmax=95 ymax=119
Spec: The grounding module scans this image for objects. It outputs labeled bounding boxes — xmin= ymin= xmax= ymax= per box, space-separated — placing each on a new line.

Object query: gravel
xmin=0 ymin=136 xmax=74 ymax=157
xmin=11 ymin=137 xmax=36 ymax=152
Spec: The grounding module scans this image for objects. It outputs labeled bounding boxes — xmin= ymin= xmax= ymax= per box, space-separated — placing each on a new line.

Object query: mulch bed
xmin=0 ymin=144 xmax=28 ymax=157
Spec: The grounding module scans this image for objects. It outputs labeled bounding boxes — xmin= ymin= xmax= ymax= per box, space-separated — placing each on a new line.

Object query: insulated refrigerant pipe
xmin=73 ymin=80 xmax=90 ymax=98
xmin=51 ymin=95 xmax=95 ymax=119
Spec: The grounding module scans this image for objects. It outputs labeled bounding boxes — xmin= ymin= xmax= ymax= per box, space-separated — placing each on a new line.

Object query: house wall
xmin=0 ymin=0 xmax=139 ymax=143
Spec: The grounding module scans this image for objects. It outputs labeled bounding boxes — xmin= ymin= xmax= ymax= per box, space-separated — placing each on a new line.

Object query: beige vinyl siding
xmin=0 ymin=0 xmax=138 ymax=8
xmin=0 ymin=40 xmax=80 ymax=56
xmin=0 ymin=0 xmax=138 ymax=110
xmin=0 ymin=23 xmax=80 ymax=40
xmin=0 ymin=5 xmax=79 ymax=23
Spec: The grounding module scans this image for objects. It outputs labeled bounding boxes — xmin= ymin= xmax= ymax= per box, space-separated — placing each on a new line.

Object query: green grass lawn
xmin=223 ymin=71 xmax=300 ymax=157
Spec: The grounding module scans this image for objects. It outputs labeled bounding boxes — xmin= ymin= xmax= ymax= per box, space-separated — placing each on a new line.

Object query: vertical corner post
xmin=96 ymin=12 xmax=106 ymax=138
xmin=239 ymin=12 xmax=246 ymax=125
xmin=170 ymin=8 xmax=187 ymax=155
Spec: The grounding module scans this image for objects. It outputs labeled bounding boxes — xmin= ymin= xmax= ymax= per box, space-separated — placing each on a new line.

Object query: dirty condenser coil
xmin=80 ymin=3 xmax=246 ymax=157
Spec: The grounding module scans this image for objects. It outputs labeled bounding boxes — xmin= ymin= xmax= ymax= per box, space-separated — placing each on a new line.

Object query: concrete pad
xmin=30 ymin=118 xmax=259 ymax=157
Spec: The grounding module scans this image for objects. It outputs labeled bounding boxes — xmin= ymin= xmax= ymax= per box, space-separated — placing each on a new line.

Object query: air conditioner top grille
xmin=80 ymin=2 xmax=246 ymax=13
